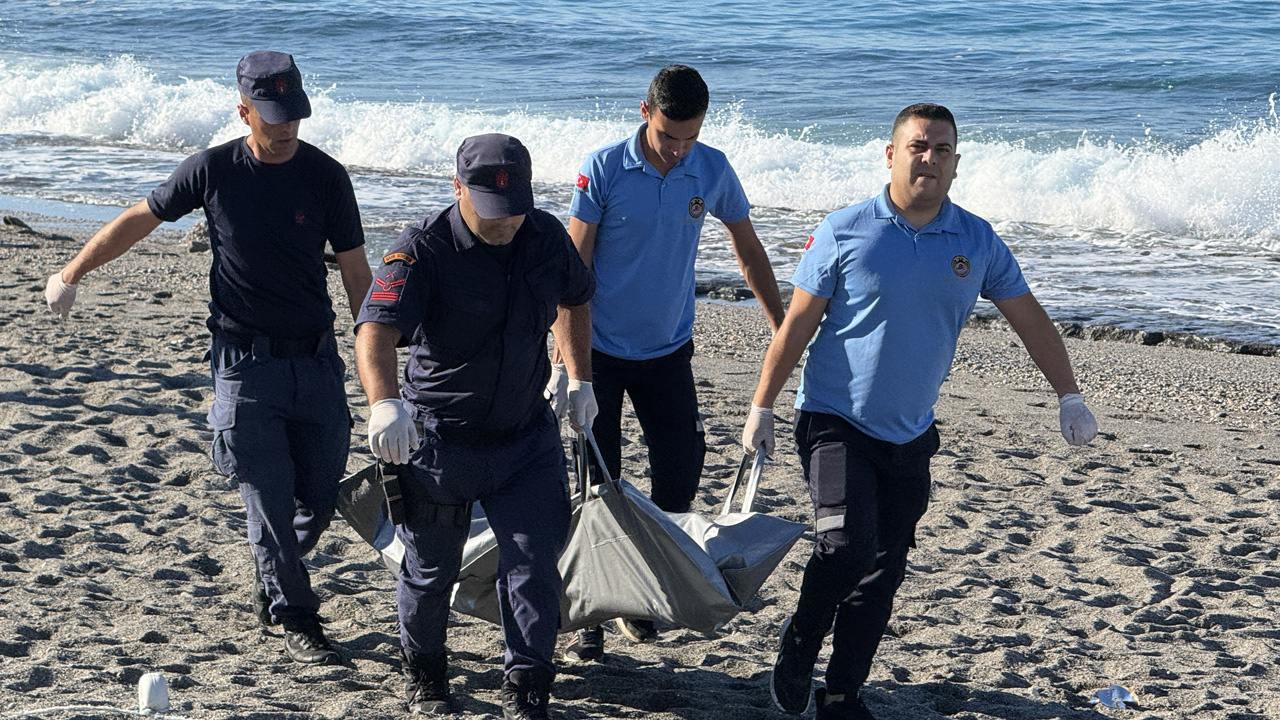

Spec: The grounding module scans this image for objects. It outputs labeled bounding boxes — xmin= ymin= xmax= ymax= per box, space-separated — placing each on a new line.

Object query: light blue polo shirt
xmin=793 ymin=186 xmax=1030 ymax=444
xmin=570 ymin=124 xmax=750 ymax=360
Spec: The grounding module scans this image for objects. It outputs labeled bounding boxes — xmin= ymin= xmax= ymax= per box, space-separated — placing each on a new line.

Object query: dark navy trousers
xmin=791 ymin=411 xmax=939 ymax=695
xmin=588 ymin=339 xmax=705 ymax=513
xmin=207 ymin=334 xmax=350 ymax=623
xmin=397 ymin=407 xmax=570 ymax=677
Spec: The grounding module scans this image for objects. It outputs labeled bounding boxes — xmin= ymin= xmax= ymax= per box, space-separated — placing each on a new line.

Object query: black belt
xmin=215 ymin=331 xmax=327 ymax=358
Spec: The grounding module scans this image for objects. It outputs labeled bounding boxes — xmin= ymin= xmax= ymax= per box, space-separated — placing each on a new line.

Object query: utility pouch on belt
xmin=379 ymin=462 xmax=408 ymax=526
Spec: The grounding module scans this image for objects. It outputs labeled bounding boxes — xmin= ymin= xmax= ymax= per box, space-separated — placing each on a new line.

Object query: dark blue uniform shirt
xmin=357 ymin=205 xmax=594 ymax=436
xmin=148 ymin=137 xmax=365 ymax=339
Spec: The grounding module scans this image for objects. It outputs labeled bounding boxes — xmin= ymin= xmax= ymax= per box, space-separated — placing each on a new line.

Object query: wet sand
xmin=1 ymin=216 xmax=1278 ymax=719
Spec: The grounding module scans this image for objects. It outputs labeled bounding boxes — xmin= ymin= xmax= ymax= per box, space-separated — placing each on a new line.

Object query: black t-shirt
xmin=356 ymin=205 xmax=594 ymax=434
xmin=148 ymin=138 xmax=364 ymax=339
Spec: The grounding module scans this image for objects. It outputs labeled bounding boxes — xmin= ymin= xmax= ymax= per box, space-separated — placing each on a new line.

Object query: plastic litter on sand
xmin=1089 ymin=685 xmax=1138 ymax=710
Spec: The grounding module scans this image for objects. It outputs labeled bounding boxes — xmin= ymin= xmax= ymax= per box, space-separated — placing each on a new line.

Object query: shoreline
xmin=2 ymin=216 xmax=1279 ymax=719
xmin=7 ymin=203 xmax=1277 ymax=358
xmin=696 ymin=281 xmax=1280 ymax=359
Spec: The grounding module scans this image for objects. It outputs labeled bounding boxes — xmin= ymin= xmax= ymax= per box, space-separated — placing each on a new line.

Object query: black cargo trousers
xmin=586 ymin=339 xmax=705 ymax=513
xmin=790 ymin=410 xmax=940 ymax=695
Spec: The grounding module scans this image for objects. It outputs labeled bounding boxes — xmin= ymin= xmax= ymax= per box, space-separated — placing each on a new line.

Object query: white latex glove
xmin=368 ymin=398 xmax=419 ymax=465
xmin=1058 ymin=393 xmax=1098 ymax=446
xmin=45 ymin=271 xmax=78 ymax=319
xmin=742 ymin=404 xmax=775 ymax=456
xmin=566 ymin=379 xmax=598 ymax=432
xmin=545 ymin=364 xmax=569 ymax=421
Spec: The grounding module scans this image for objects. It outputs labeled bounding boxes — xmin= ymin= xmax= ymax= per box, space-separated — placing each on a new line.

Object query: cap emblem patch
xmin=952 ymin=255 xmax=971 ymax=278
xmin=294 ymin=211 xmax=306 ymax=225
xmin=495 ymin=170 xmax=509 ymax=189
xmin=275 ymin=78 xmax=290 ymax=95
xmin=688 ymin=196 xmax=705 ymax=219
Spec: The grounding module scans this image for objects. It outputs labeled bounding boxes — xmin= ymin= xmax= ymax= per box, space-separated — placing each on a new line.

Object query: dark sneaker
xmin=402 ymin=648 xmax=450 ymax=716
xmin=615 ymin=618 xmax=658 ymax=643
xmin=770 ymin=616 xmax=822 ymax=715
xmin=249 ymin=557 xmax=273 ymax=628
xmin=282 ymin=614 xmax=341 ymax=665
xmin=563 ymin=626 xmax=604 ymax=662
xmin=815 ymin=688 xmax=877 ymax=720
xmin=501 ymin=668 xmax=553 ymax=720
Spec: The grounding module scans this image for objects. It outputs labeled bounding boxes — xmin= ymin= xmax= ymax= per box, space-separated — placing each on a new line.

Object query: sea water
xmin=1 ymin=0 xmax=1278 ymax=345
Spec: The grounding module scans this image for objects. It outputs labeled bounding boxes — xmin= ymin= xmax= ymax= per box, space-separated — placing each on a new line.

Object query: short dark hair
xmin=646 ymin=65 xmax=709 ymax=121
xmin=892 ymin=103 xmax=958 ymax=142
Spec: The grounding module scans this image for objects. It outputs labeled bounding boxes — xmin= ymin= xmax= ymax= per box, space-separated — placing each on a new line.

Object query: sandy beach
xmin=1 ymin=215 xmax=1278 ymax=720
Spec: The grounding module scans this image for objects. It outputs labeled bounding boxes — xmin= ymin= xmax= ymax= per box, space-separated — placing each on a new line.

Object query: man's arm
xmin=724 ymin=216 xmax=785 ymax=333
xmin=356 ymin=321 xmax=403 ymax=404
xmin=552 ymin=304 xmax=592 ymax=381
xmin=46 ymin=200 xmax=164 ymax=318
xmin=742 ymin=288 xmax=829 ymax=455
xmin=334 ymin=247 xmax=374 ymax=324
xmin=992 ymin=291 xmax=1098 ymax=446
xmin=356 ymin=321 xmax=420 ymax=464
xmin=550 ymin=218 xmax=599 ymax=366
xmin=752 ymin=288 xmax=829 ymax=409
xmin=63 ymin=200 xmax=164 ymax=284
xmin=990 ymin=292 xmax=1080 ymax=397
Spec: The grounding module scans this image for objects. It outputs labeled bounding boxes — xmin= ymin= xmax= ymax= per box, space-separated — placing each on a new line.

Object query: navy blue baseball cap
xmin=456 ymin=134 xmax=534 ymax=219
xmin=236 ymin=51 xmax=311 ymax=124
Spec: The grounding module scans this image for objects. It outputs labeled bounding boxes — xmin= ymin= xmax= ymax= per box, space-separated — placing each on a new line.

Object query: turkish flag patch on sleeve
xmin=804 ymin=235 xmax=815 ymax=250
xmin=576 ymin=174 xmax=589 ymax=190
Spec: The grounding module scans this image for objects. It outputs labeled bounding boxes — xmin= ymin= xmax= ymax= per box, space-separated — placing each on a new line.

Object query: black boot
xmin=815 ymin=688 xmax=877 ymax=720
xmin=402 ymin=648 xmax=451 ymax=716
xmin=770 ymin=616 xmax=823 ymax=715
xmin=281 ymin=614 xmax=341 ymax=665
xmin=501 ymin=667 xmax=553 ymax=720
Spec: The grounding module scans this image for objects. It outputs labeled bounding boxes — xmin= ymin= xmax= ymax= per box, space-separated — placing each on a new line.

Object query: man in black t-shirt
xmin=45 ymin=51 xmax=373 ymax=666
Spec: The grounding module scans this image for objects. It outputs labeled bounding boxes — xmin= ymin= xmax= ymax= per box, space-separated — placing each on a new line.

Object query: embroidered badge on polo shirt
xmin=689 ymin=196 xmax=705 ymax=219
xmin=952 ymin=255 xmax=971 ymax=277
xmin=383 ymin=252 xmax=415 ymax=266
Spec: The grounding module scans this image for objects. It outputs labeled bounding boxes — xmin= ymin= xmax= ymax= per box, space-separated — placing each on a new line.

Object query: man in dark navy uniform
xmin=45 ymin=51 xmax=372 ymax=666
xmin=355 ymin=134 xmax=595 ymax=719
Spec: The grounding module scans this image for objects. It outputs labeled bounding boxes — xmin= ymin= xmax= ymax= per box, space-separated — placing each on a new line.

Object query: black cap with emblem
xmin=456 ymin=134 xmax=534 ymax=219
xmin=236 ymin=51 xmax=312 ymax=125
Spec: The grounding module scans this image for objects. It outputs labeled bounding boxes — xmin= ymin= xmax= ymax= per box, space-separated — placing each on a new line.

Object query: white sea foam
xmin=3 ymin=55 xmax=1279 ymax=244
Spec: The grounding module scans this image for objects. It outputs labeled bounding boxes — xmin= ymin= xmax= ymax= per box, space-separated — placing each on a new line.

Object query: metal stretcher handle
xmin=719 ymin=448 xmax=766 ymax=517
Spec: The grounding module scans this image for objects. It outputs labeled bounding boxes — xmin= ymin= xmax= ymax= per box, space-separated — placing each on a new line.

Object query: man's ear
xmin=452 ymin=177 xmax=463 ymax=201
xmin=885 ymin=142 xmax=895 ymax=169
xmin=238 ymin=103 xmax=251 ymax=126
xmin=640 ymin=101 xmax=651 ymax=122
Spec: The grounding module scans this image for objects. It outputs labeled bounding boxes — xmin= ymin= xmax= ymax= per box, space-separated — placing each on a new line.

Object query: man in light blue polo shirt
xmin=742 ymin=104 xmax=1098 ymax=720
xmin=553 ymin=64 xmax=785 ymax=661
